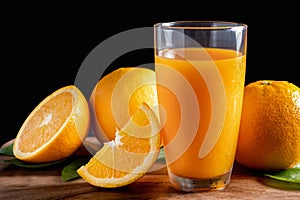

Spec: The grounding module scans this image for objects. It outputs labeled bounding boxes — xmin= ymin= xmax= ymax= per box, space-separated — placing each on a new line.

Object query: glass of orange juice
xmin=154 ymin=21 xmax=247 ymax=192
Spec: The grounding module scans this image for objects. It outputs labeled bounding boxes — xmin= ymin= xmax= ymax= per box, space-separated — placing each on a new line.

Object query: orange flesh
xmin=19 ymin=92 xmax=73 ymax=152
xmin=85 ymin=103 xmax=155 ymax=179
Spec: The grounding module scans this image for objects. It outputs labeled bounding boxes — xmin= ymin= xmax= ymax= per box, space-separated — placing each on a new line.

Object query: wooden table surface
xmin=1 ymin=139 xmax=299 ymax=200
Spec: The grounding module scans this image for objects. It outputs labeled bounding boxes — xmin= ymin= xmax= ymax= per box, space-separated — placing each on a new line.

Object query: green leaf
xmin=61 ymin=156 xmax=91 ymax=182
xmin=264 ymin=168 xmax=300 ymax=183
xmin=262 ymin=167 xmax=300 ymax=190
xmin=0 ymin=143 xmax=14 ymax=156
xmin=262 ymin=177 xmax=300 ymax=190
xmin=156 ymin=148 xmax=166 ymax=164
xmin=3 ymin=158 xmax=68 ymax=168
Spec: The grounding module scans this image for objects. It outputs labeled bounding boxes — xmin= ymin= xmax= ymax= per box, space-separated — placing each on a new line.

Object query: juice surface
xmin=155 ymin=48 xmax=246 ymax=178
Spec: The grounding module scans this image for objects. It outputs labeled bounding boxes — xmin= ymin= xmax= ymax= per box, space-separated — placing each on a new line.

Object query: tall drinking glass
xmin=154 ymin=21 xmax=247 ymax=192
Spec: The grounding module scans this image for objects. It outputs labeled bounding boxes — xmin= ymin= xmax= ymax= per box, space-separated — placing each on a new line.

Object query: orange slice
xmin=77 ymin=102 xmax=161 ymax=188
xmin=13 ymin=85 xmax=90 ymax=163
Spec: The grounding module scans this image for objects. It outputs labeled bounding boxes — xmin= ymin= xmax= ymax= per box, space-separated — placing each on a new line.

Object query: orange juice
xmin=155 ymin=47 xmax=246 ymax=179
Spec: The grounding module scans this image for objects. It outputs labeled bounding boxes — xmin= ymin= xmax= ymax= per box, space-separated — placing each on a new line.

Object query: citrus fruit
xmin=236 ymin=80 xmax=300 ymax=170
xmin=77 ymin=102 xmax=161 ymax=188
xmin=89 ymin=67 xmax=159 ymax=143
xmin=13 ymin=85 xmax=90 ymax=163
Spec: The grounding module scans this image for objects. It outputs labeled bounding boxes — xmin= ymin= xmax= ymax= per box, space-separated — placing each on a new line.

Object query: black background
xmin=1 ymin=3 xmax=298 ymax=146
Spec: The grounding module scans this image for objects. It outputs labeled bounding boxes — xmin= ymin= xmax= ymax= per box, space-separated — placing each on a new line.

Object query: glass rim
xmin=154 ymin=20 xmax=247 ymax=30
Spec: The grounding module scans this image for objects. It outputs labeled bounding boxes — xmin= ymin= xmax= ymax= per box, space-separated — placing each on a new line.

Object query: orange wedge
xmin=77 ymin=102 xmax=161 ymax=188
xmin=13 ymin=85 xmax=90 ymax=163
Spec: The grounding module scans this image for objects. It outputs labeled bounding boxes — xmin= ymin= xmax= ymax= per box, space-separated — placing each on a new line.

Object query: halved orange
xmin=13 ymin=85 xmax=90 ymax=163
xmin=77 ymin=102 xmax=161 ymax=188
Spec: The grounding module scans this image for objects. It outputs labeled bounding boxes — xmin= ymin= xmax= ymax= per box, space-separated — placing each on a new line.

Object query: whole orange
xmin=236 ymin=80 xmax=300 ymax=171
xmin=89 ymin=67 xmax=159 ymax=143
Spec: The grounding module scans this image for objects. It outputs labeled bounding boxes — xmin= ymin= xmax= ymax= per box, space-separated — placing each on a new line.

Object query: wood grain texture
xmin=1 ymin=139 xmax=299 ymax=200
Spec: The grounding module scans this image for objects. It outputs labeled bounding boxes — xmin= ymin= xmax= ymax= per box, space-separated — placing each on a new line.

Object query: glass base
xmin=168 ymin=170 xmax=232 ymax=192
